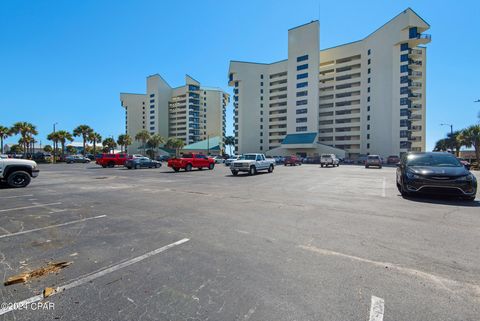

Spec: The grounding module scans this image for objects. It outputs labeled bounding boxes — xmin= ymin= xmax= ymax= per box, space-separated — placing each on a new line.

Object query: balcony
xmin=408 ymin=70 xmax=422 ymax=78
xmin=408 ymin=48 xmax=423 ymax=57
xmin=409 ymin=103 xmax=422 ymax=110
xmin=410 ymin=136 xmax=422 ymax=142
xmin=407 ymin=33 xmax=432 ymax=46
xmin=408 ymin=82 xmax=422 ymax=89
xmin=408 ymin=59 xmax=422 ymax=69
xmin=408 ymin=92 xmax=422 ymax=100
xmin=410 ymin=125 xmax=422 ymax=132
xmin=409 ymin=114 xmax=422 ymax=121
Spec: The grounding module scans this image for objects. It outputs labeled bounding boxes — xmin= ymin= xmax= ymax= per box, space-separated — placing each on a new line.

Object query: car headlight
xmin=457 ymin=174 xmax=474 ymax=182
xmin=406 ymin=171 xmax=420 ymax=179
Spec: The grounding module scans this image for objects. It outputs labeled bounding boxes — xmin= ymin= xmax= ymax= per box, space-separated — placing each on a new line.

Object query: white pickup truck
xmin=230 ymin=153 xmax=275 ymax=176
xmin=0 ymin=158 xmax=39 ymax=188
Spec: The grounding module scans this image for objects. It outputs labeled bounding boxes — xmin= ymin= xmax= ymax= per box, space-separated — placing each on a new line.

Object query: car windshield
xmin=368 ymin=156 xmax=379 ymax=160
xmin=239 ymin=155 xmax=257 ymax=160
xmin=406 ymin=154 xmax=462 ymax=167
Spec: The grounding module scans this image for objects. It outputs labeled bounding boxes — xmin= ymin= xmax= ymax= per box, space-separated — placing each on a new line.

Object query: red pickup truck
xmin=96 ymin=153 xmax=129 ymax=168
xmin=167 ymin=153 xmax=215 ymax=172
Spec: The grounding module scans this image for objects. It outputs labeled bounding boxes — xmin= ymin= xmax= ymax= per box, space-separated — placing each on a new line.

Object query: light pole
xmin=441 ymin=123 xmax=453 ymax=153
xmin=53 ymin=122 xmax=58 ymax=163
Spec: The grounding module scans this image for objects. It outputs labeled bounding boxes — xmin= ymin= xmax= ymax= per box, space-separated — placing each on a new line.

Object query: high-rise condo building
xmin=121 ymin=74 xmax=229 ymax=152
xmin=228 ymin=8 xmax=430 ymax=159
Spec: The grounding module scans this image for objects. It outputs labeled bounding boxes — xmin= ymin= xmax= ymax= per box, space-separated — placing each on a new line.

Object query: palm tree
xmin=44 ymin=145 xmax=53 ymax=153
xmin=73 ymin=125 xmax=93 ymax=156
xmin=117 ymin=134 xmax=132 ymax=153
xmin=459 ymin=125 xmax=480 ymax=164
xmin=147 ymin=134 xmax=165 ymax=159
xmin=102 ymin=138 xmax=117 ymax=153
xmin=433 ymin=138 xmax=449 ymax=152
xmin=67 ymin=145 xmax=77 ymax=155
xmin=10 ymin=122 xmax=37 ymax=158
xmin=135 ymin=130 xmax=151 ymax=156
xmin=446 ymin=130 xmax=463 ymax=156
xmin=89 ymin=132 xmax=102 ymax=155
xmin=224 ymin=136 xmax=235 ymax=156
xmin=47 ymin=132 xmax=60 ymax=161
xmin=166 ymin=137 xmax=185 ymax=157
xmin=56 ymin=130 xmax=74 ymax=160
xmin=0 ymin=125 xmax=11 ymax=154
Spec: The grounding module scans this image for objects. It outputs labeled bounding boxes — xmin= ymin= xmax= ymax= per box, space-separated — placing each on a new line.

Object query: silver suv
xmin=320 ymin=154 xmax=340 ymax=167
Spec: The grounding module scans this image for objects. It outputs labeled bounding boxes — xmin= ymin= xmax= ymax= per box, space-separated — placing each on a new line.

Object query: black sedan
xmin=396 ymin=152 xmax=477 ymax=201
xmin=125 ymin=157 xmax=162 ymax=169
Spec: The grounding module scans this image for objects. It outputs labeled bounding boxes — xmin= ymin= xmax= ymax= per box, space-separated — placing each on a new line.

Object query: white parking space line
xmin=0 ymin=194 xmax=34 ymax=199
xmin=0 ymin=202 xmax=62 ymax=213
xmin=0 ymin=215 xmax=106 ymax=239
xmin=369 ymin=296 xmax=385 ymax=321
xmin=0 ymin=238 xmax=190 ymax=316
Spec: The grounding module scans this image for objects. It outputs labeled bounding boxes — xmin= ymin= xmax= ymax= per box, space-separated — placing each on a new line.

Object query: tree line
xmin=0 ymin=123 xmax=208 ymax=159
xmin=434 ymin=124 xmax=480 ymax=162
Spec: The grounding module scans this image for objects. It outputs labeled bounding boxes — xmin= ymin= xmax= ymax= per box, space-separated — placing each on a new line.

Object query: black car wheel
xmin=185 ymin=164 xmax=192 ymax=171
xmin=231 ymin=170 xmax=238 ymax=176
xmin=155 ymin=163 xmax=160 ymax=168
xmin=249 ymin=166 xmax=256 ymax=175
xmin=208 ymin=163 xmax=214 ymax=170
xmin=173 ymin=167 xmax=180 ymax=172
xmin=268 ymin=164 xmax=274 ymax=173
xmin=7 ymin=171 xmax=31 ymax=188
xmin=108 ymin=162 xmax=115 ymax=168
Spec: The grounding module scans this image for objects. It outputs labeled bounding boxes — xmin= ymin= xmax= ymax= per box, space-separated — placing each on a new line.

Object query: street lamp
xmin=52 ymin=122 xmax=58 ymax=163
xmin=441 ymin=123 xmax=453 ymax=153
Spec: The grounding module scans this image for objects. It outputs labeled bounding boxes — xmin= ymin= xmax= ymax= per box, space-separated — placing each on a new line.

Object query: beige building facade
xmin=121 ymin=74 xmax=229 ymax=153
xmin=228 ymin=8 xmax=430 ymax=159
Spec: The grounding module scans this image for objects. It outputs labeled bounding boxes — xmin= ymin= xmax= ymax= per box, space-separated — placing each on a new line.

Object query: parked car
xmin=0 ymin=154 xmax=8 ymax=159
xmin=274 ymin=156 xmax=285 ymax=165
xmin=0 ymin=158 xmax=39 ymax=188
xmin=211 ymin=156 xmax=224 ymax=164
xmin=320 ymin=154 xmax=340 ymax=167
xmin=125 ymin=157 xmax=161 ymax=169
xmin=156 ymin=155 xmax=171 ymax=162
xmin=96 ymin=153 xmax=129 ymax=168
xmin=396 ymin=152 xmax=477 ymax=201
xmin=230 ymin=153 xmax=275 ymax=176
xmin=303 ymin=156 xmax=321 ymax=164
xmin=284 ymin=155 xmax=302 ymax=166
xmin=85 ymin=154 xmax=96 ymax=161
xmin=225 ymin=155 xmax=240 ymax=166
xmin=365 ymin=155 xmax=383 ymax=168
xmin=457 ymin=158 xmax=471 ymax=170
xmin=387 ymin=155 xmax=400 ymax=164
xmin=66 ymin=155 xmax=91 ymax=164
xmin=167 ymin=153 xmax=214 ymax=172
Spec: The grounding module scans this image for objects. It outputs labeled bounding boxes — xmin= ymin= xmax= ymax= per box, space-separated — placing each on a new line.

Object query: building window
xmin=400 ymin=76 xmax=409 ymax=83
xmin=150 ymin=99 xmax=154 ymax=103
xmin=367 ymin=143 xmax=370 ymax=149
xmin=260 ymin=139 xmax=263 ymax=143
xmin=235 ymin=81 xmax=239 ymax=87
xmin=368 ymin=49 xmax=371 ymax=55
xmin=367 ymin=124 xmax=370 ymax=130
xmin=409 ymin=27 xmax=418 ymax=39
xmin=150 ymin=116 xmax=154 ymax=119
xmin=260 ymin=103 xmax=263 ymax=108
xmin=297 ymin=64 xmax=308 ymax=71
xmin=367 ymin=134 xmax=370 ymax=139
xmin=260 ymin=125 xmax=263 ymax=129
xmin=400 ymin=119 xmax=409 ymax=127
xmin=297 ymin=73 xmax=308 ymax=80
xmin=400 ymin=130 xmax=409 ymax=138
xmin=260 ymin=74 xmax=264 ymax=79
xmin=150 ymin=121 xmax=154 ymax=125
xmin=368 ymin=68 xmax=371 ymax=74
xmin=150 ymin=93 xmax=155 ymax=97
xmin=368 ymin=58 xmax=371 ymax=65
xmin=400 ymin=98 xmax=410 ymax=105
xmin=368 ymin=78 xmax=371 ymax=83
xmin=150 ymin=110 xmax=154 ymax=114
xmin=367 ymin=106 xmax=370 ymax=111
xmin=400 ymin=43 xmax=409 ymax=51
xmin=297 ymin=55 xmax=309 ymax=62
xmin=150 ymin=105 xmax=154 ymax=108
xmin=260 ymin=111 xmax=263 ymax=115
xmin=296 ymin=126 xmax=307 ymax=132
xmin=260 ymin=132 xmax=263 ymax=136
xmin=296 ymin=117 xmax=307 ymax=123
xmin=260 ymin=89 xmax=263 ymax=94
xmin=260 ymin=118 xmax=263 ymax=122
xmin=260 ymin=96 xmax=263 ymax=100
xmin=400 ymin=54 xmax=409 ymax=62
xmin=150 ymin=126 xmax=155 ymax=130
xmin=261 ymin=82 xmax=263 ymax=86
xmin=260 ymin=146 xmax=263 ymax=151
xmin=296 ymin=91 xmax=308 ymax=97
xmin=296 ymin=82 xmax=308 ymax=88
xmin=400 ymin=109 xmax=409 ymax=116
xmin=296 ymin=108 xmax=308 ymax=114
xmin=400 ymin=87 xmax=409 ymax=95
xmin=367 ymin=115 xmax=370 ymax=121
xmin=296 ymin=100 xmax=308 ymax=106
xmin=367 ymin=96 xmax=370 ymax=102
xmin=400 ymin=65 xmax=409 ymax=73
xmin=367 ymin=87 xmax=370 ymax=93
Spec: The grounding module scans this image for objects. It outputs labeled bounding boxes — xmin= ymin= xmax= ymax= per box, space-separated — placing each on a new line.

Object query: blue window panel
xmin=400 ymin=43 xmax=409 ymax=51
xmin=296 ymin=108 xmax=308 ymax=114
xmin=409 ymin=27 xmax=418 ymax=39
xmin=296 ymin=100 xmax=308 ymax=106
xmin=297 ymin=64 xmax=308 ymax=71
xmin=296 ymin=126 xmax=308 ymax=132
xmin=296 ymin=117 xmax=307 ymax=123
xmin=297 ymin=73 xmax=308 ymax=80
xmin=149 ymin=93 xmax=155 ymax=97
xmin=297 ymin=55 xmax=309 ymax=62
xmin=150 ymin=105 xmax=155 ymax=108
xmin=150 ymin=126 xmax=155 ymax=130
xmin=296 ymin=82 xmax=308 ymax=88
xmin=400 ymin=54 xmax=409 ymax=62
xmin=400 ymin=76 xmax=409 ymax=83
xmin=400 ymin=65 xmax=409 ymax=73
xmin=400 ymin=87 xmax=409 ymax=94
xmin=150 ymin=110 xmax=155 ymax=114
xmin=400 ymin=109 xmax=409 ymax=116
xmin=400 ymin=98 xmax=410 ymax=105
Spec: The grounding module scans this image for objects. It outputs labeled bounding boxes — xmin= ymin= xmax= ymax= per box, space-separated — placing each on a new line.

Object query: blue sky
xmin=1 ymin=0 xmax=479 ymax=151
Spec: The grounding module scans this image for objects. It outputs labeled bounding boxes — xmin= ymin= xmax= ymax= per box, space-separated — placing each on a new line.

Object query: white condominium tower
xmin=121 ymin=74 xmax=229 ymax=152
xmin=228 ymin=8 xmax=430 ymax=159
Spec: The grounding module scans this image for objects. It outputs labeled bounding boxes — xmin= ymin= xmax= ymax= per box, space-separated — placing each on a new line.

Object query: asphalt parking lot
xmin=0 ymin=162 xmax=479 ymax=321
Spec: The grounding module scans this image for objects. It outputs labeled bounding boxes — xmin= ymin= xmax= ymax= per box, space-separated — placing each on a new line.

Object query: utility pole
xmin=207 ymin=134 xmax=210 ymax=156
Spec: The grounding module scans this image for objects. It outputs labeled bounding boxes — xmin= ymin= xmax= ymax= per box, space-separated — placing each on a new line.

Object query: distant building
xmin=228 ymin=8 xmax=430 ymax=159
xmin=121 ymin=74 xmax=229 ymax=153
